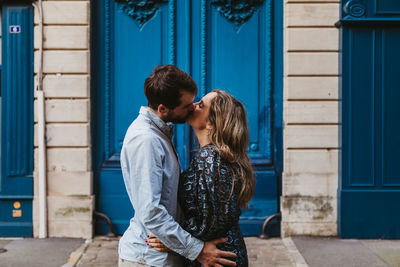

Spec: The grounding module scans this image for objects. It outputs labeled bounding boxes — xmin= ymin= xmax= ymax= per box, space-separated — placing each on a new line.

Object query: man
xmin=118 ymin=65 xmax=237 ymax=267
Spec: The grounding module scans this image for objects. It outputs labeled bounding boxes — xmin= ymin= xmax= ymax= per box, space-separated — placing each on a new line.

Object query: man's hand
xmin=197 ymin=238 xmax=237 ymax=267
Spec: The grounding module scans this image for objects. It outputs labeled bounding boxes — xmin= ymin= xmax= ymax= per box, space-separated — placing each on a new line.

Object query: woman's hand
xmin=146 ymin=234 xmax=171 ymax=252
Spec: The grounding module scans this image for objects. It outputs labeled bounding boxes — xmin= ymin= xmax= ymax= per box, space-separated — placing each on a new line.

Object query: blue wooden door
xmin=339 ymin=0 xmax=400 ymax=238
xmin=0 ymin=4 xmax=34 ymax=237
xmin=93 ymin=0 xmax=282 ymax=236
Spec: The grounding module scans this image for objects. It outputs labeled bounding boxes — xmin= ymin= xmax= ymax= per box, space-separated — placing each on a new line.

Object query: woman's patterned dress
xmin=178 ymin=144 xmax=248 ymax=267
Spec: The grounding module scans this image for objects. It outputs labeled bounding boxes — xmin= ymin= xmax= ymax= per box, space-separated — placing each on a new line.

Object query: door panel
xmin=381 ymin=30 xmax=400 ymax=187
xmin=205 ymin=4 xmax=272 ymax=162
xmin=94 ymin=0 xmax=281 ymax=236
xmin=113 ymin=2 xmax=174 ymax=155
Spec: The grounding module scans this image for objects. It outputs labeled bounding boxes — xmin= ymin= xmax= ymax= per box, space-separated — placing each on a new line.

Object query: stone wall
xmin=282 ymin=0 xmax=340 ymax=236
xmin=33 ymin=0 xmax=93 ymax=238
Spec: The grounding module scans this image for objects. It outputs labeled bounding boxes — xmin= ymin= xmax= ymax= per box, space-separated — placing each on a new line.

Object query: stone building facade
xmin=33 ymin=0 xmax=93 ymax=238
xmin=0 ymin=0 xmax=363 ymax=239
xmin=32 ymin=0 xmax=339 ymax=239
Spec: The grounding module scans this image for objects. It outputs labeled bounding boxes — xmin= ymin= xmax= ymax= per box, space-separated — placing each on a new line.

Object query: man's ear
xmin=157 ymin=104 xmax=169 ymax=115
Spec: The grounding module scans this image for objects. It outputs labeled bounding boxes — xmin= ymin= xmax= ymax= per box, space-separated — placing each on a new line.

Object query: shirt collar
xmin=139 ymin=106 xmax=174 ymax=140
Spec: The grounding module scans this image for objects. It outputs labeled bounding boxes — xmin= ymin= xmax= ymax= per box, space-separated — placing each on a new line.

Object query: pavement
xmin=73 ymin=236 xmax=297 ymax=267
xmin=0 ymin=235 xmax=400 ymax=267
xmin=0 ymin=238 xmax=84 ymax=267
xmin=291 ymin=236 xmax=400 ymax=267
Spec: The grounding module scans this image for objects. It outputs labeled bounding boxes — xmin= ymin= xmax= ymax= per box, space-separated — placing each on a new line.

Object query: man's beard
xmin=164 ymin=112 xmax=190 ymax=124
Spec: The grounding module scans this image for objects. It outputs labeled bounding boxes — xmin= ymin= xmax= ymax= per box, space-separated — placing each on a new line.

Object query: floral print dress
xmin=178 ymin=144 xmax=248 ymax=267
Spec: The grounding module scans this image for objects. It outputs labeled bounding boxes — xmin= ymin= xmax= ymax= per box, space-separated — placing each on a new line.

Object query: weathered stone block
xmin=33 ymin=195 xmax=94 ymax=239
xmin=283 ymin=173 xmax=338 ymax=197
xmin=34 ymin=99 xmax=89 ymax=122
xmin=34 ymin=50 xmax=89 ymax=74
xmin=281 ymin=196 xmax=337 ymax=222
xmin=285 ymin=77 xmax=338 ymax=100
xmin=34 ymin=26 xmax=89 ymax=49
xmin=48 ymin=220 xmax=93 ymax=239
xmin=285 ymin=125 xmax=338 ymax=148
xmin=34 ymin=75 xmax=89 ymax=98
xmin=34 ymin=148 xmax=91 ymax=172
xmin=47 ymin=171 xmax=92 ymax=196
xmin=286 ymin=28 xmax=338 ymax=51
xmin=34 ymin=123 xmax=90 ymax=147
xmin=286 ymin=4 xmax=339 ymax=27
xmin=285 ymin=101 xmax=338 ymax=123
xmin=284 ymin=149 xmax=338 ymax=174
xmin=286 ymin=52 xmax=338 ymax=75
xmin=281 ymin=222 xmax=337 ymax=237
xmin=34 ymin=1 xmax=89 ymax=25
xmin=47 ymin=195 xmax=93 ymax=221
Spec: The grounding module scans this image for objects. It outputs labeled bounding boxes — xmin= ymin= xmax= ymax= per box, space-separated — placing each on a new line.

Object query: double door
xmin=93 ymin=0 xmax=282 ymax=236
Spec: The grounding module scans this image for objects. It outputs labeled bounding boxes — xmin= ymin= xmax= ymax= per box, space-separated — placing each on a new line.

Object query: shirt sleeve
xmin=180 ymin=147 xmax=240 ymax=241
xmin=123 ymin=134 xmax=204 ymax=260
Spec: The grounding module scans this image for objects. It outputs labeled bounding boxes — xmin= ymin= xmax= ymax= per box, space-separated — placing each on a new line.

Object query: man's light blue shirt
xmin=118 ymin=106 xmax=204 ymax=267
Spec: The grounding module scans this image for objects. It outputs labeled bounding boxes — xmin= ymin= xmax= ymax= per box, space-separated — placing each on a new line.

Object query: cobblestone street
xmin=75 ymin=236 xmax=295 ymax=267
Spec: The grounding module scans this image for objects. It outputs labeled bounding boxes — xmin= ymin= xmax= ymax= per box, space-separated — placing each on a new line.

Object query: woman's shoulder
xmin=182 ymin=145 xmax=220 ymax=179
xmin=195 ymin=144 xmax=220 ymax=161
xmin=198 ymin=144 xmax=218 ymax=153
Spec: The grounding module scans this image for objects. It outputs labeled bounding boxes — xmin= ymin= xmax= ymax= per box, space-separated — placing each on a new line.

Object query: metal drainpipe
xmin=33 ymin=0 xmax=47 ymax=238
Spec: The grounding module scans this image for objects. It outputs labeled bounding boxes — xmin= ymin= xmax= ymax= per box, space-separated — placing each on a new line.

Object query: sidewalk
xmin=291 ymin=236 xmax=400 ymax=267
xmin=0 ymin=238 xmax=84 ymax=267
xmin=1 ymin=235 xmax=400 ymax=266
xmin=74 ymin=236 xmax=297 ymax=267
xmin=73 ymin=236 xmax=400 ymax=267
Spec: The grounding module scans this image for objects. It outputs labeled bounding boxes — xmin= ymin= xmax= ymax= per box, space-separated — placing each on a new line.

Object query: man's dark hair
xmin=144 ymin=65 xmax=197 ymax=110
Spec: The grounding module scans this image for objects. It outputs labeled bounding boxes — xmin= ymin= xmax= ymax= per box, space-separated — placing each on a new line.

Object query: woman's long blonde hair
xmin=208 ymin=89 xmax=255 ymax=208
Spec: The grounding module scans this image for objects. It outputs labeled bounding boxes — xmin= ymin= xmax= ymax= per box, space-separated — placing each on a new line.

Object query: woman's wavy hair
xmin=208 ymin=89 xmax=255 ymax=209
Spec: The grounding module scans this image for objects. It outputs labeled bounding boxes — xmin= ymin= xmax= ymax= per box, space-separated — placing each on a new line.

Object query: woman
xmin=148 ymin=89 xmax=255 ymax=267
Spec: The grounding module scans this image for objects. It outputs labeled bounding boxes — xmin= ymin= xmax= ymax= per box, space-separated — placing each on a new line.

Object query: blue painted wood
xmin=340 ymin=190 xmax=400 ymax=238
xmin=273 ymin=0 xmax=284 ymax=219
xmin=0 ymin=199 xmax=32 ymax=237
xmin=93 ymin=0 xmax=282 ymax=236
xmin=1 ymin=5 xmax=33 ymax=181
xmin=0 ymin=4 xmax=33 ymax=237
xmin=339 ymin=0 xmax=400 ymax=238
xmin=375 ymin=0 xmax=400 ymax=14
xmin=174 ymin=0 xmax=192 ymax=170
xmin=342 ymin=0 xmax=400 ymax=20
xmin=95 ymin=170 xmax=132 ymax=234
